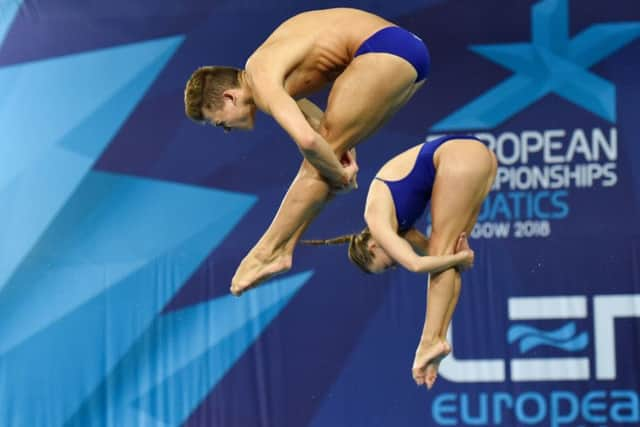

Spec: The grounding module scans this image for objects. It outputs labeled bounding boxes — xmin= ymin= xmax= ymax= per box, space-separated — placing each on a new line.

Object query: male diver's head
xmin=184 ymin=66 xmax=256 ymax=132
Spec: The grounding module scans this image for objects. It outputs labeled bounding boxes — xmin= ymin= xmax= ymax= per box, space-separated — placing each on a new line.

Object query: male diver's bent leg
xmin=231 ymin=53 xmax=422 ymax=295
xmin=230 ymin=161 xmax=330 ymax=295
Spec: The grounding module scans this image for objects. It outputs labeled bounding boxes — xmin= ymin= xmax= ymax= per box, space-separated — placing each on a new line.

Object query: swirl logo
xmin=507 ymin=322 xmax=589 ymax=353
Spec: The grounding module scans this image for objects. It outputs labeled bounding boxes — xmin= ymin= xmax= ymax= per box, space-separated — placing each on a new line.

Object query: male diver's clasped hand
xmin=332 ymin=148 xmax=359 ymax=194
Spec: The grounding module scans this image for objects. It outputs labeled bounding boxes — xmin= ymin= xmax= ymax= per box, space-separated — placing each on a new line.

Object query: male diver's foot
xmin=230 ymin=248 xmax=292 ymax=296
xmin=412 ymin=339 xmax=451 ymax=389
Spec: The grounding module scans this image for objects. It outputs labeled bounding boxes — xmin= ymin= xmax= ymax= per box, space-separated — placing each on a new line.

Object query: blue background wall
xmin=1 ymin=0 xmax=639 ymax=426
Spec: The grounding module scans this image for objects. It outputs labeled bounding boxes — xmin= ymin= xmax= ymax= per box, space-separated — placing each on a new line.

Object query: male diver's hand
xmin=332 ymin=149 xmax=358 ymax=194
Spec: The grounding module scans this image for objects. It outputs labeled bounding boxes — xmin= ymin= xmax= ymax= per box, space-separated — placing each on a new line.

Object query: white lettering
xmin=593 ymin=295 xmax=640 ymax=380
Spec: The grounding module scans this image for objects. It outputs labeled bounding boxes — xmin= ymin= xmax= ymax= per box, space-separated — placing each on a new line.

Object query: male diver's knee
xmin=318 ymin=120 xmax=355 ymax=153
xmin=300 ymin=159 xmax=323 ymax=178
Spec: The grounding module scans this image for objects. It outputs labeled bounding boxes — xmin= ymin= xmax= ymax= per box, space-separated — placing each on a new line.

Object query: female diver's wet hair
xmin=302 ymin=227 xmax=374 ymax=274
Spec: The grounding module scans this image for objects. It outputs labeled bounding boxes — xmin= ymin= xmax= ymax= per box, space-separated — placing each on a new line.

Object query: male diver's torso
xmin=249 ymin=8 xmax=395 ymax=98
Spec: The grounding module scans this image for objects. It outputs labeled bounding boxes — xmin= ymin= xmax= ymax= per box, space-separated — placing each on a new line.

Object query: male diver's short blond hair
xmin=184 ymin=66 xmax=241 ymax=122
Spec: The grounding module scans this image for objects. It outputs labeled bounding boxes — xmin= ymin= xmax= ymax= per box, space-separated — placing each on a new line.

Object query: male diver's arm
xmin=258 ymin=86 xmax=349 ymax=188
xmin=296 ymin=99 xmax=358 ymax=189
xmin=295 ymin=98 xmax=353 ymax=195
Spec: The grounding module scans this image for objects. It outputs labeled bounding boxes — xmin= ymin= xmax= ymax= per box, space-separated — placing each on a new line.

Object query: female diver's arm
xmin=364 ymin=184 xmax=471 ymax=274
xmin=370 ymin=224 xmax=470 ymax=274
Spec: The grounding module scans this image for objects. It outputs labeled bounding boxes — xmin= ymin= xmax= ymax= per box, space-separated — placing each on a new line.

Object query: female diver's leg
xmin=412 ymin=140 xmax=496 ymax=388
xmin=438 ymin=158 xmax=497 ymax=337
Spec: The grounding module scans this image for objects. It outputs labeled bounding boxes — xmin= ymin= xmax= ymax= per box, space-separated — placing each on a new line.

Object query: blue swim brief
xmin=354 ymin=26 xmax=431 ymax=82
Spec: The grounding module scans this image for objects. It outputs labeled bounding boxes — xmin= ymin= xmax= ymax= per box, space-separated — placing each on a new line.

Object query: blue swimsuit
xmin=354 ymin=26 xmax=430 ymax=82
xmin=375 ymin=136 xmax=481 ymax=231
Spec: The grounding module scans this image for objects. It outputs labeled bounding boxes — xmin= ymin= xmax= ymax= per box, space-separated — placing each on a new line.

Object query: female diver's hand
xmin=455 ymin=232 xmax=474 ymax=271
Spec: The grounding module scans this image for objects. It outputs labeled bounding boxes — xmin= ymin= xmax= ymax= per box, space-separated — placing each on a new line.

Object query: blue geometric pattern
xmin=67 ymin=272 xmax=312 ymax=427
xmin=0 ymin=36 xmax=184 ymax=290
xmin=0 ymin=7 xmax=317 ymax=424
xmin=431 ymin=0 xmax=640 ymax=131
xmin=0 ymin=171 xmax=268 ymax=425
xmin=0 ymin=0 xmax=21 ymax=44
xmin=0 ymin=1 xmax=638 ymax=426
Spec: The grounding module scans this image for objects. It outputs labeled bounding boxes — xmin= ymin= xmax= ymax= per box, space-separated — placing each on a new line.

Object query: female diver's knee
xmin=427 ymin=231 xmax=459 ymax=255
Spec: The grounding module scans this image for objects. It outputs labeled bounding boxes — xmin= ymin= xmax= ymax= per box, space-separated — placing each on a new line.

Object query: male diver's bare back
xmin=247 ymin=8 xmax=395 ymax=98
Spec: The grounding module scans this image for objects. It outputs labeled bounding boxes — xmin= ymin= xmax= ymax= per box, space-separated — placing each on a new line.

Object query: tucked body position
xmin=183 ymin=8 xmax=430 ymax=295
xmin=305 ymin=136 xmax=497 ymax=389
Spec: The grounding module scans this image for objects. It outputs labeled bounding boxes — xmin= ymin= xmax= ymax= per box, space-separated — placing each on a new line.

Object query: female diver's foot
xmin=425 ymin=353 xmax=448 ymax=390
xmin=412 ymin=338 xmax=451 ymax=389
xmin=230 ymin=247 xmax=292 ymax=296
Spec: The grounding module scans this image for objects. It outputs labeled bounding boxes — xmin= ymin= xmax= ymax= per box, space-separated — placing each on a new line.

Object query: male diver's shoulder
xmin=245 ymin=55 xmax=275 ymax=85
